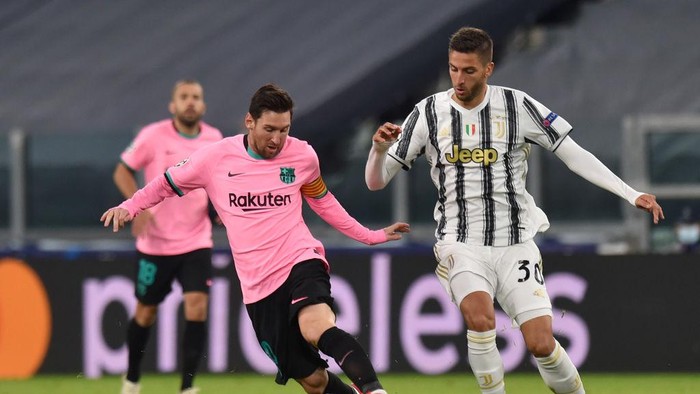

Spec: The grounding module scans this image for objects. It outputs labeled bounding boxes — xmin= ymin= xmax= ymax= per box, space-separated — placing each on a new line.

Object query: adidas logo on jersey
xmin=445 ymin=145 xmax=498 ymax=166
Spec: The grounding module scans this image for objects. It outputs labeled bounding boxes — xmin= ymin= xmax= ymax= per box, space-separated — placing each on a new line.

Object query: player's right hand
xmin=634 ymin=193 xmax=665 ymax=224
xmin=100 ymin=207 xmax=133 ymax=232
xmin=372 ymin=122 xmax=402 ymax=151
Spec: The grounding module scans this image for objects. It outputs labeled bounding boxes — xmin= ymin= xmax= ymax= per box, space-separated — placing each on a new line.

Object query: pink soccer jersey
xmin=121 ymin=134 xmax=386 ymax=303
xmin=120 ymin=119 xmax=223 ymax=255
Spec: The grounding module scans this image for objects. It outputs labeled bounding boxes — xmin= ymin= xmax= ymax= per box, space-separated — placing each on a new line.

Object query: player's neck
xmin=173 ymin=119 xmax=200 ymax=137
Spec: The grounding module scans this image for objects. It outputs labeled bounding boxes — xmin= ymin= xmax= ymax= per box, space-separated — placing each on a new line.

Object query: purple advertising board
xmin=1 ymin=249 xmax=698 ymax=378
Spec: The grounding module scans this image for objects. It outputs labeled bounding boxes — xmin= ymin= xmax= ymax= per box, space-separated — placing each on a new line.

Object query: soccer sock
xmin=467 ymin=329 xmax=506 ymax=394
xmin=534 ymin=340 xmax=584 ymax=394
xmin=181 ymin=320 xmax=207 ymax=391
xmin=126 ymin=319 xmax=152 ymax=383
xmin=323 ymin=371 xmax=355 ymax=394
xmin=317 ymin=327 xmax=382 ymax=393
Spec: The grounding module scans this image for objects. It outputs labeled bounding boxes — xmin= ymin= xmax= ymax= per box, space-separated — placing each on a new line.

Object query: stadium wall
xmin=0 ymin=249 xmax=697 ymax=378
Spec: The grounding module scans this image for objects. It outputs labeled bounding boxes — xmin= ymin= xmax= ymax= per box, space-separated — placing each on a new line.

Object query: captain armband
xmin=301 ymin=176 xmax=328 ymax=199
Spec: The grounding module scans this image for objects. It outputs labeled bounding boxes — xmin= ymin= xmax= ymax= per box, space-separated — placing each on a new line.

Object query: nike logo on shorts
xmin=228 ymin=172 xmax=243 ymax=177
xmin=291 ymin=296 xmax=309 ymax=305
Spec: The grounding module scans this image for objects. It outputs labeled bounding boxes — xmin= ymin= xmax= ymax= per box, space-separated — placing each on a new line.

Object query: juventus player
xmin=103 ymin=84 xmax=408 ymax=394
xmin=365 ymin=27 xmax=663 ymax=394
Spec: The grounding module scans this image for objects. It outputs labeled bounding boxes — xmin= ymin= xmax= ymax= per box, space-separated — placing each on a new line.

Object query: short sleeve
xmin=120 ymin=128 xmax=155 ymax=171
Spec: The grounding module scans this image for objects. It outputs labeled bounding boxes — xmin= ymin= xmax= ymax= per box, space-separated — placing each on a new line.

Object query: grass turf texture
xmin=1 ymin=373 xmax=699 ymax=393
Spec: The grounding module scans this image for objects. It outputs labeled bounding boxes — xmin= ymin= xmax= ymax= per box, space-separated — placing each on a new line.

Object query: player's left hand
xmin=383 ymin=222 xmax=411 ymax=241
xmin=100 ymin=207 xmax=133 ymax=232
xmin=635 ymin=194 xmax=664 ymax=224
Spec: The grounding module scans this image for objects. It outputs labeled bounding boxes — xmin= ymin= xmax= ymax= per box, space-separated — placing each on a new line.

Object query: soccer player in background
xmin=113 ymin=79 xmax=223 ymax=394
xmin=365 ymin=27 xmax=664 ymax=394
xmin=103 ymin=83 xmax=409 ymax=394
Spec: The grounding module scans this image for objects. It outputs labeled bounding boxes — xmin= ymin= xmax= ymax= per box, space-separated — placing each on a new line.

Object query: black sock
xmin=324 ymin=371 xmax=355 ymax=394
xmin=126 ymin=319 xmax=151 ymax=383
xmin=181 ymin=320 xmax=207 ymax=390
xmin=317 ymin=327 xmax=382 ymax=393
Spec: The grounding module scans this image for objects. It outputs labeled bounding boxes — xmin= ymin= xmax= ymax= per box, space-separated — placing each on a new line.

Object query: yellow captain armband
xmin=301 ymin=176 xmax=328 ymax=199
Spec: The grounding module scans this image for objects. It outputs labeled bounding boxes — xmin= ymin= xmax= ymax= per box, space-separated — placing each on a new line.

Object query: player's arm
xmin=367 ymin=106 xmax=429 ymax=190
xmin=365 ymin=122 xmax=403 ymax=190
xmin=113 ymin=162 xmax=139 ymax=198
xmin=113 ymin=162 xmax=153 ymax=236
xmin=302 ymin=176 xmax=410 ymax=244
xmin=103 ymin=147 xmax=215 ymax=232
xmin=102 ymin=174 xmax=177 ymax=232
xmin=554 ymin=136 xmax=664 ymax=223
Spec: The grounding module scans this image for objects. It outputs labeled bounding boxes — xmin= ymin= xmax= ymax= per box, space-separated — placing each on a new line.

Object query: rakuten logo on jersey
xmin=229 ymin=192 xmax=292 ymax=211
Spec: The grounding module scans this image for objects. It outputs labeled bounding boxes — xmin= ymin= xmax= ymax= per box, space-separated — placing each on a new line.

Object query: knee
xmin=526 ymin=336 xmax=556 ymax=358
xmin=184 ymin=293 xmax=209 ymax=321
xmin=459 ymin=292 xmax=496 ymax=331
xmin=521 ymin=315 xmax=556 ymax=357
xmin=134 ymin=304 xmax=157 ymax=327
xmin=465 ymin=313 xmax=495 ymax=331
xmin=184 ymin=304 xmax=208 ymax=321
xmin=297 ymin=369 xmax=328 ymax=394
xmin=299 ymin=321 xmax=329 ymax=347
xmin=298 ymin=304 xmax=335 ymax=347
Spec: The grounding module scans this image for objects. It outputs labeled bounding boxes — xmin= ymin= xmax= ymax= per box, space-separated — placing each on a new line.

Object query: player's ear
xmin=486 ymin=61 xmax=495 ymax=78
xmin=244 ymin=113 xmax=254 ymax=130
xmin=168 ymin=101 xmax=176 ymax=115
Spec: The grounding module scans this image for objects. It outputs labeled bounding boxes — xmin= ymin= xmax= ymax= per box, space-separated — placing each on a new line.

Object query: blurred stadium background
xmin=1 ymin=0 xmax=700 ymax=392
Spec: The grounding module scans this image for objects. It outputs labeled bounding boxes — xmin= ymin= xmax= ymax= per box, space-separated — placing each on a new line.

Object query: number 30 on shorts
xmin=517 ymin=260 xmax=544 ymax=285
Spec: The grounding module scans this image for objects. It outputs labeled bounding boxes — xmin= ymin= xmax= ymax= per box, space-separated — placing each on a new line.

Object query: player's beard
xmin=455 ymin=80 xmax=486 ymax=104
xmin=176 ymin=112 xmax=202 ymax=129
xmin=259 ymin=144 xmax=280 ymax=158
xmin=251 ymin=138 xmax=281 ymax=159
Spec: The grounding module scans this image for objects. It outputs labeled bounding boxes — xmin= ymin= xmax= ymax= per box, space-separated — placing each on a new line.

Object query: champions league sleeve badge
xmin=543 ymin=112 xmax=558 ymax=127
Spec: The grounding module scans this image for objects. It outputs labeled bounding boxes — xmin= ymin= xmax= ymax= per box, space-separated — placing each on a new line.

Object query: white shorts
xmin=433 ymin=239 xmax=552 ymax=326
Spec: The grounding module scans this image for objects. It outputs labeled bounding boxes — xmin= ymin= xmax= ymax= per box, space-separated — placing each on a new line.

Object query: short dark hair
xmin=171 ymin=79 xmax=202 ymax=99
xmin=248 ymin=83 xmax=294 ymax=120
xmin=449 ymin=27 xmax=493 ymax=64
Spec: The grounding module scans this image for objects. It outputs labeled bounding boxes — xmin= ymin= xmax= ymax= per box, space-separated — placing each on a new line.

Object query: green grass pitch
xmin=1 ymin=372 xmax=699 ymax=393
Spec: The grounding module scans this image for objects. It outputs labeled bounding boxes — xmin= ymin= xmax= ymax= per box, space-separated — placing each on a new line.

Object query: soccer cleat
xmin=351 ymin=385 xmax=387 ymax=394
xmin=120 ymin=376 xmax=141 ymax=394
xmin=180 ymin=387 xmax=200 ymax=394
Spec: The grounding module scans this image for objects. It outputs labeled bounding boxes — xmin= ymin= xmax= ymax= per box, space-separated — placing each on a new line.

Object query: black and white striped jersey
xmin=385 ymin=85 xmax=572 ymax=246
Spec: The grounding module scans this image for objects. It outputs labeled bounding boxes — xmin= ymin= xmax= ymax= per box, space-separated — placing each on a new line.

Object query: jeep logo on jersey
xmin=229 ymin=192 xmax=293 ymax=211
xmin=445 ymin=145 xmax=498 ymax=166
xmin=280 ymin=167 xmax=295 ymax=184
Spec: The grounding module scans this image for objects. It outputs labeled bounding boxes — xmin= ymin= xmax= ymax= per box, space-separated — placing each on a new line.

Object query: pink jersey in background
xmin=120 ymin=119 xmax=223 ymax=255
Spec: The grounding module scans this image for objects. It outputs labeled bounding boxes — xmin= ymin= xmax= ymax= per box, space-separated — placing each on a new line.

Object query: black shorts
xmin=245 ymin=259 xmax=335 ymax=385
xmin=134 ymin=248 xmax=212 ymax=305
